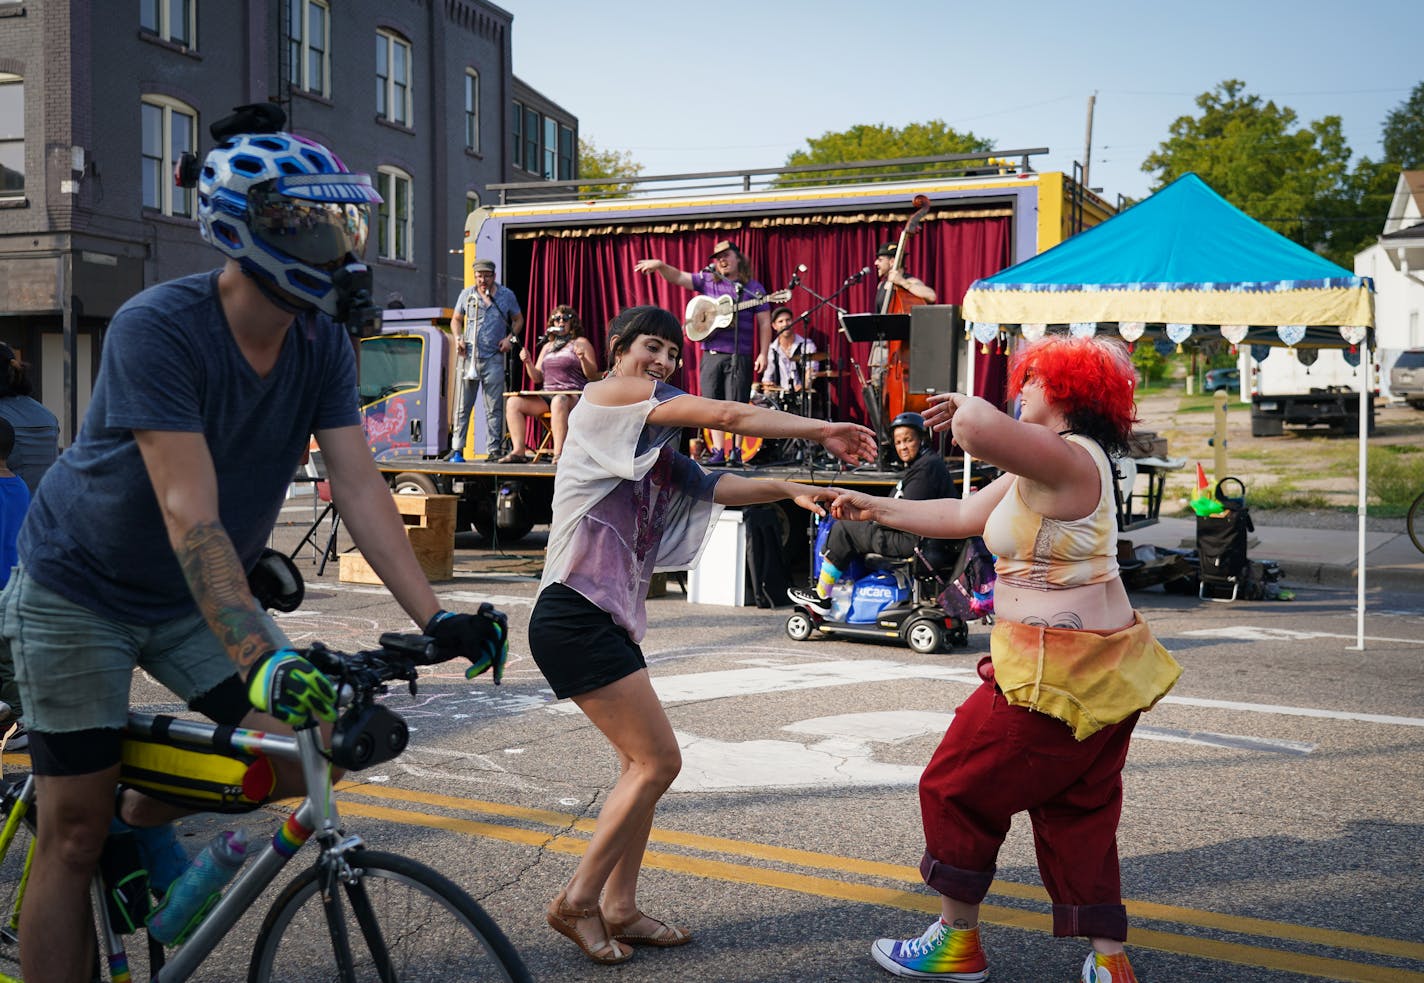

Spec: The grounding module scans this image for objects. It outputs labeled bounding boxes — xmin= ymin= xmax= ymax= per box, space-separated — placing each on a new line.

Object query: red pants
xmin=917 ymin=679 xmax=1138 ymax=940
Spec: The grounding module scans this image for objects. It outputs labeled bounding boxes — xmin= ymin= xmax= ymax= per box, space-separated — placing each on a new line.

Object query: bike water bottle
xmin=146 ymin=829 xmax=250 ymax=945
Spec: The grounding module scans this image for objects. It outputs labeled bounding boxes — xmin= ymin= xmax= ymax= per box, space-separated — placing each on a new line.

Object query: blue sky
xmin=503 ymin=0 xmax=1421 ymax=202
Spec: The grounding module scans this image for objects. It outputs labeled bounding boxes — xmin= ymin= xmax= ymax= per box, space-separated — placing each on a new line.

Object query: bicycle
xmin=1409 ymin=488 xmax=1423 ymax=555
xmin=0 ymin=633 xmax=532 ymax=982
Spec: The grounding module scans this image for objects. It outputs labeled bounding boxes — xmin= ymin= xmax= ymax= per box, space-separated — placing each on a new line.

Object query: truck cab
xmin=360 ymin=308 xmax=454 ymax=460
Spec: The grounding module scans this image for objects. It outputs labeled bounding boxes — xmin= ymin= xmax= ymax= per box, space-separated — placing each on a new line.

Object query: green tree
xmin=774 ymin=120 xmax=994 ymax=186
xmin=577 ymin=138 xmax=643 ymax=198
xmin=1381 ymin=81 xmax=1424 ymax=168
xmin=1141 ymin=80 xmax=1352 ymax=249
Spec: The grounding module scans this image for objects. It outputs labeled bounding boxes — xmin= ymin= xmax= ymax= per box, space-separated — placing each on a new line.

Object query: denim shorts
xmin=0 ymin=566 xmax=287 ymax=734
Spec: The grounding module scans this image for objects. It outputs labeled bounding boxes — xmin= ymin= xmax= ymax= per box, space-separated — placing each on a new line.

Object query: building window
xmin=140 ymin=0 xmax=196 ymax=47
xmin=376 ymin=30 xmax=412 ymax=127
xmin=465 ymin=191 xmax=481 ymax=216
xmin=511 ymin=100 xmax=523 ymax=169
xmin=523 ymin=106 xmax=538 ymax=175
xmin=287 ymin=0 xmax=329 ymax=97
xmin=464 ymin=69 xmax=480 ymax=153
xmin=542 ymin=117 xmax=557 ymax=180
xmin=0 ymin=75 xmax=22 ymax=198
xmin=141 ymin=97 xmax=196 ymax=217
xmin=558 ymin=125 xmax=575 ymax=181
xmin=376 ymin=166 xmax=412 ymax=261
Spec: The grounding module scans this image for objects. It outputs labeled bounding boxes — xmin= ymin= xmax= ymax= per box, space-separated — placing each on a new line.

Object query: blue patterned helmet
xmin=197 ymin=132 xmax=382 ymax=317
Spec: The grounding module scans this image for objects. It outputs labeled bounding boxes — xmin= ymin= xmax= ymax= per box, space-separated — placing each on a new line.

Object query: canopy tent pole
xmin=960 ymin=340 xmax=976 ymax=499
xmin=1351 ymin=347 xmax=1369 ymax=651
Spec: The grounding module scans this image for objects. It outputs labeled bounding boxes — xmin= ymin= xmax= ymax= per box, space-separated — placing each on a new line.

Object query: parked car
xmin=1390 ymin=349 xmax=1424 ymax=409
xmin=1204 ymin=367 xmax=1239 ymax=392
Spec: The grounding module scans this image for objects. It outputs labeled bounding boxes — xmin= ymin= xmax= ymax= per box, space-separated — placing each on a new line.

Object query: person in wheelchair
xmin=789 ymin=411 xmax=953 ymax=612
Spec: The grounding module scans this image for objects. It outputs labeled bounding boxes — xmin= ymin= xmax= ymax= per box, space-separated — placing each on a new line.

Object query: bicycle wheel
xmin=247 ymin=849 xmax=530 ymax=983
xmin=0 ymin=780 xmax=36 ymax=981
xmin=1408 ymin=491 xmax=1424 ymax=555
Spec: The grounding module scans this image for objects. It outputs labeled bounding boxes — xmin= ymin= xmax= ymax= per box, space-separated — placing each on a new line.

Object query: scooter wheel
xmin=905 ymin=618 xmax=945 ymax=654
xmin=786 ymin=611 xmax=815 ymax=642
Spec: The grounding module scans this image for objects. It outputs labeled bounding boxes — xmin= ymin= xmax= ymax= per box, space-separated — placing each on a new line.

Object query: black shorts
xmin=529 ymin=583 xmax=646 ymax=700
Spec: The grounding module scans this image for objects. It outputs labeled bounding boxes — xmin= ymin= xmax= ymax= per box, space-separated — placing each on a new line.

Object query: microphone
xmin=701 ymin=263 xmax=717 ymax=274
xmin=788 ymin=263 xmax=808 ymax=288
xmin=846 ymin=266 xmax=872 ymax=284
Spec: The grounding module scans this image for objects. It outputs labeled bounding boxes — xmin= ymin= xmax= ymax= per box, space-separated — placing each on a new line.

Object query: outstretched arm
xmin=712 ymin=476 xmax=841 ymax=515
xmin=634 ymin=258 xmax=694 ymax=290
xmin=831 ymin=472 xmax=1015 ymax=540
xmin=641 ymin=390 xmax=876 ymax=465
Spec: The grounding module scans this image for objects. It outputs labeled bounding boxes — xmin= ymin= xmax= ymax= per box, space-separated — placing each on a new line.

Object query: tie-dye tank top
xmin=982 ymin=433 xmax=1119 ymax=590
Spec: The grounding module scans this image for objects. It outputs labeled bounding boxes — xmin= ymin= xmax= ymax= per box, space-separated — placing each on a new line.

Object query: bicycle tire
xmin=0 ymin=779 xmax=36 ymax=981
xmin=1408 ymin=491 xmax=1424 ymax=555
xmin=246 ymin=849 xmax=531 ymax=983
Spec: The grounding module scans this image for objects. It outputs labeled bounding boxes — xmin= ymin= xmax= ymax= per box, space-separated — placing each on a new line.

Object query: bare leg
xmin=503 ymin=395 xmax=547 ymax=456
xmin=942 ymin=897 xmax=979 ymax=929
xmin=23 ymin=767 xmax=118 ymax=983
xmin=549 ymin=393 xmax=577 ymax=457
xmin=557 ymin=670 xmax=680 ymax=950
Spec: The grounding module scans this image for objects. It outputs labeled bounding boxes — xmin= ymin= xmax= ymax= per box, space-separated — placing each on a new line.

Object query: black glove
xmin=424 ymin=604 xmax=508 ymax=685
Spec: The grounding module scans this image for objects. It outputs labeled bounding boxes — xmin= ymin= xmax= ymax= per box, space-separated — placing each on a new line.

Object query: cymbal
xmin=810 ymin=369 xmax=842 ymax=380
xmin=788 ymin=351 xmax=822 ymax=364
xmin=754 ymin=383 xmax=785 ymax=393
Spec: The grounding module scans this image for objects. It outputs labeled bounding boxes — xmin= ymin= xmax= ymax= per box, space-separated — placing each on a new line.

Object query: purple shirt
xmin=539 ymin=382 xmax=723 ymax=640
xmin=690 ymin=273 xmax=769 ymax=356
xmin=539 ymin=342 xmax=588 ymax=392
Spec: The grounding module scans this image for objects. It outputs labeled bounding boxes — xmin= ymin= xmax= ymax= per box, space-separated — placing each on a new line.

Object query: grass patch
xmin=1367 ymin=451 xmax=1424 ymax=508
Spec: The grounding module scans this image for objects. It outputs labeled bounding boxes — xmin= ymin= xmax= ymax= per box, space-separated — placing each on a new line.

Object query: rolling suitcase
xmin=1196 ymin=478 xmax=1254 ymax=601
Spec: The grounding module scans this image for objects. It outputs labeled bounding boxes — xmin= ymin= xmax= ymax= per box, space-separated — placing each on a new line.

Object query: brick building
xmin=0 ymin=0 xmax=576 ymax=439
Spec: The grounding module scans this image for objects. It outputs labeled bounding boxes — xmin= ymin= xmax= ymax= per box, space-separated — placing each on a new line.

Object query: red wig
xmin=1007 ymin=334 xmax=1138 ymax=453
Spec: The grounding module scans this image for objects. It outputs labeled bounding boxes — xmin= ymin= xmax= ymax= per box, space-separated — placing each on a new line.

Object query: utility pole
xmin=1083 ymin=92 xmax=1097 ymax=190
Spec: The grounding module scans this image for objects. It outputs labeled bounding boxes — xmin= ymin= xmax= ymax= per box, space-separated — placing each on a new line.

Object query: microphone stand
xmin=786 ymin=271 xmax=870 ymax=473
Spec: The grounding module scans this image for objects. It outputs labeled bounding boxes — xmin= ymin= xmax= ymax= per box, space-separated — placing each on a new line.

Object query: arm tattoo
xmin=176 ymin=521 xmax=278 ymax=671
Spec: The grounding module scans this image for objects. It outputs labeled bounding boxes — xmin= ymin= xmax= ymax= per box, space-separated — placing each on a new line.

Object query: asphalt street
xmin=27 ymin=515 xmax=1424 ymax=983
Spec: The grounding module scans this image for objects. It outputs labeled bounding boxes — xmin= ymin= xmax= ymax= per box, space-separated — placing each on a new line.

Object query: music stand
xmin=839 ymin=314 xmax=911 ymax=468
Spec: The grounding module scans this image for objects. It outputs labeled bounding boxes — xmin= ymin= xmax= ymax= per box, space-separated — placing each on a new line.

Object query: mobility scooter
xmin=785 ymin=516 xmax=990 ymax=654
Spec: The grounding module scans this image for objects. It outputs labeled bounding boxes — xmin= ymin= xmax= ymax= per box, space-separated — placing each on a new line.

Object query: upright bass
xmin=877 ymin=194 xmax=932 ymax=420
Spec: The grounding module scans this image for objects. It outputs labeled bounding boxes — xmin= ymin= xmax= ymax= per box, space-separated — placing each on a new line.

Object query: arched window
xmin=141 ymin=96 xmax=197 ymax=217
xmin=376 ymin=166 xmax=413 ymax=262
xmin=463 ymin=69 xmax=480 ymax=153
xmin=0 ymin=73 xmax=23 ymax=198
xmin=376 ymin=30 xmax=412 ymax=127
xmin=287 ymin=0 xmax=330 ymax=97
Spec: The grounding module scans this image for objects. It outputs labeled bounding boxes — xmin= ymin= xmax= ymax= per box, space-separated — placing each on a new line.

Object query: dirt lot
xmin=1134 ymin=388 xmax=1424 ymax=530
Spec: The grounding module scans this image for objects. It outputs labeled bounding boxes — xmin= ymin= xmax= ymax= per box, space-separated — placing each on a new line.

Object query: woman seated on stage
xmin=498 ymin=305 xmax=600 ymax=463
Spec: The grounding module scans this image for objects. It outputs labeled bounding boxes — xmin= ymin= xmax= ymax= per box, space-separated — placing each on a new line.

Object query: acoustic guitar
xmin=683 ymin=289 xmax=791 ymax=342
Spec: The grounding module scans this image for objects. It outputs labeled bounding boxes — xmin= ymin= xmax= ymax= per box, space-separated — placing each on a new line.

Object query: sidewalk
xmin=1127 ymin=516 xmax=1424 ymax=592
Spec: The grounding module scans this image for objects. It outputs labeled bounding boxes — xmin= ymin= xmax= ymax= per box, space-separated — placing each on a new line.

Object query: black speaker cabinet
xmin=908 ymin=305 xmax=961 ymax=394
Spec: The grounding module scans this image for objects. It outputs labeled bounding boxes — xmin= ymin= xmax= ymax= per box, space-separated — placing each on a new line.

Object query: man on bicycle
xmin=0 ymin=104 xmax=509 ymax=983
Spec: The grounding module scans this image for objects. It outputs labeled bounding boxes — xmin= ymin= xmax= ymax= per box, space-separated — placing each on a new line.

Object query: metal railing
xmin=486 ymin=148 xmax=1051 ymax=206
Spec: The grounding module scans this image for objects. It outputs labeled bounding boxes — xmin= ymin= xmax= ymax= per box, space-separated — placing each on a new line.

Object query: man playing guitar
xmin=634 ymin=240 xmax=772 ymax=464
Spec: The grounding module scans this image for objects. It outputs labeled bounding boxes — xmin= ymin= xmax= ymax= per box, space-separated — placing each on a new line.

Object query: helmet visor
xmin=248 ymin=187 xmax=371 ymax=267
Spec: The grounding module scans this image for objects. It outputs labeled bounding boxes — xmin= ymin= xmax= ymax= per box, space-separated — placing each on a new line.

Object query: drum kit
xmin=700 ymin=351 xmax=843 ymax=465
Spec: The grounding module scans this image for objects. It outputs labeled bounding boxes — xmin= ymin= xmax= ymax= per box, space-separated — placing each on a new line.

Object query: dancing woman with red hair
xmin=832 ymin=335 xmax=1181 ymax=983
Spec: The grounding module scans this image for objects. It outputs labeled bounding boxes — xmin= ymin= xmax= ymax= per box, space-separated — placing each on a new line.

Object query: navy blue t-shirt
xmin=19 ymin=270 xmax=360 ymax=623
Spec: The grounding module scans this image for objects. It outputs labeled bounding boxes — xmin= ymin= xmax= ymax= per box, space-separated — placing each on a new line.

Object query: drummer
xmin=757 ymin=306 xmax=819 ymax=400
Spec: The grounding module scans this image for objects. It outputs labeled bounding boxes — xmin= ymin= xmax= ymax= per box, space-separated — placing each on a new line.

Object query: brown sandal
xmin=603 ymin=909 xmax=693 ymax=947
xmin=496 ymin=452 xmax=532 ymax=464
xmin=546 ymin=891 xmax=633 ymax=964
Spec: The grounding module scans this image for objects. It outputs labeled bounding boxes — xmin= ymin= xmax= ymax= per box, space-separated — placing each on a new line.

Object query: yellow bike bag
xmin=119 ymin=733 xmax=276 ymax=814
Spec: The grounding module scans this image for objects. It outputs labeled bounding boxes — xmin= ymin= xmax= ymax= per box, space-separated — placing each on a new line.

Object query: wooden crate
xmin=338 ymin=494 xmax=458 ymax=585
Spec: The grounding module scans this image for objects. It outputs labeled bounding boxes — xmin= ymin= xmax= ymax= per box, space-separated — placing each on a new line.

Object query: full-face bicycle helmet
xmin=196 ymin=129 xmax=382 ymax=320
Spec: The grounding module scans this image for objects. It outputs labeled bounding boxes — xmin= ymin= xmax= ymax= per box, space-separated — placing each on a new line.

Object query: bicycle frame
xmin=13 ymin=713 xmax=360 ymax=983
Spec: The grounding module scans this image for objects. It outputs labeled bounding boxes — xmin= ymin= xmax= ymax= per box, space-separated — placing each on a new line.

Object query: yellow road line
xmin=335 ymin=789 xmax=1424 ymax=982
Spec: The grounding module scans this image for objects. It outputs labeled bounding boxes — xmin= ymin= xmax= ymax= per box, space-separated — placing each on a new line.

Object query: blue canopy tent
xmin=959 ymin=173 xmax=1376 ymax=646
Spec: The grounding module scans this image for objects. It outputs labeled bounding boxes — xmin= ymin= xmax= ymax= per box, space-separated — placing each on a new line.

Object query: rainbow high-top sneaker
xmin=1082 ymin=950 xmax=1138 ymax=983
xmin=870 ymin=919 xmax=988 ymax=980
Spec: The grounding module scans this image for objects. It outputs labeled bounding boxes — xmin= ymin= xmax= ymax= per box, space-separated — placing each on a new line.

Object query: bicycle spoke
xmin=249 ymin=851 xmax=529 ymax=983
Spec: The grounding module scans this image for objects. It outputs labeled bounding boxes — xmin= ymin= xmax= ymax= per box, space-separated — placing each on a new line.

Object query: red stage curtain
xmin=514 ymin=213 xmax=1013 ymax=426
